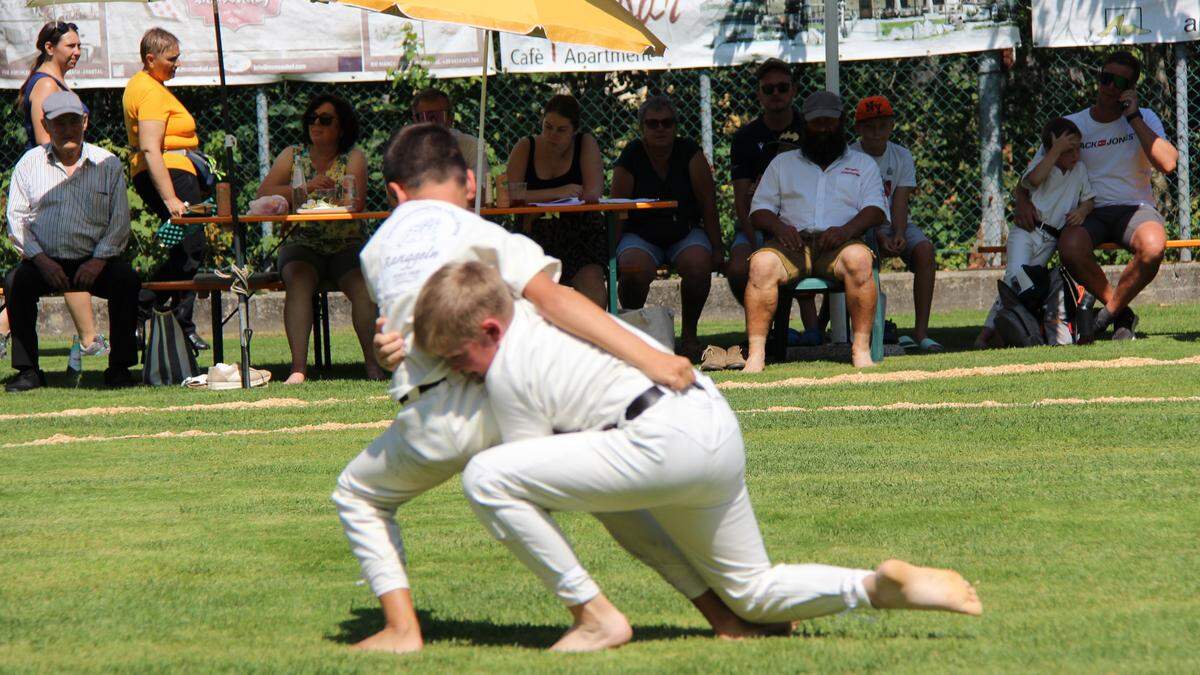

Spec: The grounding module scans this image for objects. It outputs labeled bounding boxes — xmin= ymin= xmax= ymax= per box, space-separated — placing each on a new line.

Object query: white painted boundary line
xmin=735 ymin=395 xmax=1200 ymax=414
xmin=719 ymin=355 xmax=1200 ymax=390
xmin=1 ymin=421 xmax=393 ymax=449
xmin=0 ymin=396 xmax=392 ymax=422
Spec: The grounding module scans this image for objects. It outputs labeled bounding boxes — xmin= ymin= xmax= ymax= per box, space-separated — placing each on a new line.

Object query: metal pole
xmin=474 ymin=30 xmax=490 ymax=214
xmin=1176 ymin=44 xmax=1191 ymax=262
xmin=256 ymin=88 xmax=271 ymax=241
xmin=979 ymin=50 xmax=1004 ymax=267
xmin=699 ymin=73 xmax=713 ymax=165
xmin=824 ymin=0 xmax=839 ymax=93
xmin=211 ymin=0 xmax=252 ymax=387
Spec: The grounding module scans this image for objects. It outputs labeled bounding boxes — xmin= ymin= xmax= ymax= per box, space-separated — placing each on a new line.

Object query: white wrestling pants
xmin=984 ymin=226 xmax=1060 ymax=329
xmin=462 ymin=382 xmax=873 ymax=624
xmin=331 ymin=378 xmax=711 ymax=601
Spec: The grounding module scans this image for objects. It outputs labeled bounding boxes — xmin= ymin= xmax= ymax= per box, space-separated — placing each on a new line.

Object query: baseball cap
xmin=801 ymin=91 xmax=842 ymax=121
xmin=855 ymin=95 xmax=894 ymax=122
xmin=43 ymin=91 xmax=85 ymax=119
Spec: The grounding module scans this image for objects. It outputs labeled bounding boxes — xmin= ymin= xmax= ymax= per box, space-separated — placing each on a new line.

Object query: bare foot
xmin=851 ymin=349 xmax=877 ymax=369
xmin=867 ymin=559 xmax=983 ymax=616
xmin=693 ymin=589 xmax=790 ymax=639
xmin=284 ymin=372 xmax=306 ymax=385
xmin=551 ymin=594 xmax=632 ymax=653
xmin=742 ymin=350 xmax=766 ymax=373
xmin=352 ymin=625 xmax=423 ymax=654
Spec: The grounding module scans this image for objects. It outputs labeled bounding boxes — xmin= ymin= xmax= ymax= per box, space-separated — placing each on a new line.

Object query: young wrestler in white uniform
xmin=414 ymin=261 xmax=984 ymax=652
xmin=335 ymin=124 xmax=766 ymax=654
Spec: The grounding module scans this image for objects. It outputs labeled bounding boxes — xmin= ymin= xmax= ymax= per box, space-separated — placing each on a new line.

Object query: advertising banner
xmin=0 ymin=0 xmax=488 ymax=89
xmin=1032 ymin=0 xmax=1200 ymax=48
xmin=501 ymin=0 xmax=1020 ymax=73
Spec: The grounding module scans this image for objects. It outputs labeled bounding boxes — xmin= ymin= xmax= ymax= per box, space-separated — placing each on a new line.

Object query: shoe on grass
xmin=699 ymin=345 xmax=728 ymax=371
xmin=898 ymin=335 xmax=918 ymax=350
xmin=1111 ymin=308 xmax=1139 ymax=341
xmin=6 ymin=368 xmax=46 ymax=393
xmin=208 ymin=363 xmax=272 ymax=390
xmin=82 ymin=334 xmax=110 ymax=357
xmin=187 ymin=332 xmax=211 ymax=351
xmin=919 ymin=337 xmax=944 ymax=352
xmin=724 ymin=345 xmax=747 ymax=370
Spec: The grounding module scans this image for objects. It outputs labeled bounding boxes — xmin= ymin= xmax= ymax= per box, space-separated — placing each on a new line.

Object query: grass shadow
xmin=327 ymin=607 xmax=710 ymax=649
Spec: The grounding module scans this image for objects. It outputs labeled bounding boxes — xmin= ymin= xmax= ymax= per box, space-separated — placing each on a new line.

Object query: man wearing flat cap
xmin=741 ymin=91 xmax=887 ymax=371
xmin=5 ymin=90 xmax=140 ymax=392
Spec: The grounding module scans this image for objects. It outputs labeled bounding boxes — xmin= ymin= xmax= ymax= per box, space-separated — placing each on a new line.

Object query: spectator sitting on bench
xmin=257 ymin=93 xmax=382 ymax=384
xmin=1014 ymin=50 xmax=1178 ymax=342
xmin=851 ymin=95 xmax=941 ymax=353
xmin=742 ymin=91 xmax=886 ymax=371
xmin=611 ymin=95 xmax=723 ymax=362
xmin=4 ymin=91 xmax=141 ymax=392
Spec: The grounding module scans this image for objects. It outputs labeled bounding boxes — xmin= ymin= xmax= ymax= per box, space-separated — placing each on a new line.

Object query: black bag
xmin=185 ymin=150 xmax=216 ymax=198
xmin=142 ymin=309 xmax=199 ymax=386
xmin=994 ymin=278 xmax=1046 ymax=347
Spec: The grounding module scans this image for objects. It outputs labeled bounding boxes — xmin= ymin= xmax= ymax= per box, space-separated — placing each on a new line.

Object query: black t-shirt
xmin=729 ymin=108 xmax=804 ymax=183
xmin=615 ymin=137 xmax=703 ymax=248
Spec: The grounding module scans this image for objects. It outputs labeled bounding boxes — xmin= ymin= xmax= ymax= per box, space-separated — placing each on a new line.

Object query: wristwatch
xmin=1125 ymin=109 xmax=1143 ymax=122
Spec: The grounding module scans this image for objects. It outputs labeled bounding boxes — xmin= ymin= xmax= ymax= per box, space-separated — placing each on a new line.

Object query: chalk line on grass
xmin=736 ymin=395 xmax=1200 ymax=414
xmin=719 ymin=355 xmax=1200 ymax=390
xmin=1 ymin=420 xmax=394 ymax=449
xmin=0 ymin=395 xmax=392 ymax=422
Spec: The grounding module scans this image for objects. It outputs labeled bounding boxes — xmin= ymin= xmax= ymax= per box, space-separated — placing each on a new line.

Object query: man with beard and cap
xmin=741 ymin=91 xmax=887 ymax=371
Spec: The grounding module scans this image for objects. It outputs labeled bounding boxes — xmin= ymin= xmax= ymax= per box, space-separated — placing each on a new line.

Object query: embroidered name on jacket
xmin=840 ymin=168 xmax=861 ymax=176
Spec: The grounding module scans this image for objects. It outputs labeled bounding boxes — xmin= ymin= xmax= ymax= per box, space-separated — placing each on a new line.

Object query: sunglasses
xmin=305 ymin=113 xmax=337 ymax=127
xmin=643 ymin=117 xmax=676 ymax=130
xmin=1098 ymin=70 xmax=1134 ymax=90
xmin=760 ymin=82 xmax=791 ymax=95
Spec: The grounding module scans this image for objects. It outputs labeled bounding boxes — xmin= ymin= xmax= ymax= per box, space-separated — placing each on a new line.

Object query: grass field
xmin=2 ymin=304 xmax=1199 ymax=673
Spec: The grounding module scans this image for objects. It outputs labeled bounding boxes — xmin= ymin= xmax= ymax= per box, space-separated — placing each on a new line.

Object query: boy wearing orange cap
xmin=850 ymin=96 xmax=940 ymax=352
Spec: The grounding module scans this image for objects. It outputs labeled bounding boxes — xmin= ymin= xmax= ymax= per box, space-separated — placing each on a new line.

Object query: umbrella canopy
xmin=324 ymin=0 xmax=665 ymax=55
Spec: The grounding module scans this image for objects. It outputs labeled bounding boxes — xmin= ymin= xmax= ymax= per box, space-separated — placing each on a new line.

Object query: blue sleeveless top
xmin=21 ymin=72 xmax=89 ymax=150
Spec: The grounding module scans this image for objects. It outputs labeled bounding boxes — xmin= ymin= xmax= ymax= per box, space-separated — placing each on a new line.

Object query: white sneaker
xmin=207 ymin=363 xmax=272 ymax=390
xmin=81 ymin=334 xmax=110 ymax=357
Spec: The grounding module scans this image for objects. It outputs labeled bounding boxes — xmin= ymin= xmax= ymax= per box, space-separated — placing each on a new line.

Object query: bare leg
xmin=353 ymin=588 xmax=424 ymax=654
xmin=743 ymin=253 xmax=788 ymax=373
xmin=725 ymin=244 xmax=753 ymax=307
xmin=675 ymin=246 xmax=713 ymax=357
xmin=569 ymin=264 xmax=608 ymax=310
xmin=691 ymin=590 xmax=791 ymax=639
xmin=281 ymin=261 xmax=318 ymax=385
xmin=0 ymin=307 xmax=9 ymax=334
xmin=1106 ymin=220 xmax=1166 ymax=315
xmin=1059 ymin=226 xmax=1113 ymax=306
xmin=338 ymin=268 xmax=385 ymax=380
xmin=551 ymin=593 xmax=632 ymax=652
xmin=616 ymin=249 xmax=656 ymax=311
xmin=833 ymin=246 xmax=878 ymax=368
xmin=864 ymin=559 xmax=982 ymax=616
xmin=798 ymin=296 xmax=818 ymax=331
xmin=63 ymin=291 xmax=98 ymax=346
xmin=909 ymin=241 xmax=936 ymax=343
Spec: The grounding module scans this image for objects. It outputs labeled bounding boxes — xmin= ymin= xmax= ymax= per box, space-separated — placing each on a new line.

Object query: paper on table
xmin=529 ymin=197 xmax=585 ymax=206
xmin=600 ymin=197 xmax=658 ymax=204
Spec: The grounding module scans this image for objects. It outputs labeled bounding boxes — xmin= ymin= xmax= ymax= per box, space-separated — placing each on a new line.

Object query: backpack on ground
xmin=995 ymin=264 xmax=1093 ymax=348
xmin=142 ymin=308 xmax=199 ymax=386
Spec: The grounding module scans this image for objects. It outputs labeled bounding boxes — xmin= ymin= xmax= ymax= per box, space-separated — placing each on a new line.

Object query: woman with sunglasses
xmin=11 ymin=20 xmax=107 ymax=359
xmin=256 ymin=94 xmax=381 ymax=384
xmin=611 ymin=95 xmax=723 ymax=362
xmin=123 ymin=27 xmax=209 ymax=351
xmin=504 ymin=94 xmax=608 ymax=307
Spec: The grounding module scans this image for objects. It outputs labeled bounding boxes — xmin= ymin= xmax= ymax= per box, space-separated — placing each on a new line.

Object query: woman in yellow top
xmin=256 ymin=94 xmax=381 ymax=384
xmin=122 ymin=27 xmax=208 ymax=351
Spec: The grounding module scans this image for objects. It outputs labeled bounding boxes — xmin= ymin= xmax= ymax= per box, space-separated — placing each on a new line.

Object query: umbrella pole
xmin=211 ymin=0 xmax=252 ymax=388
xmin=474 ymin=30 xmax=490 ymax=214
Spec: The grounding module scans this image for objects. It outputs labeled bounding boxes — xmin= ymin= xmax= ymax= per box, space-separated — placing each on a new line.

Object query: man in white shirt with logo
xmin=743 ymin=91 xmax=887 ymax=371
xmin=335 ymin=124 xmax=776 ymax=655
xmin=1015 ymin=51 xmax=1177 ymax=342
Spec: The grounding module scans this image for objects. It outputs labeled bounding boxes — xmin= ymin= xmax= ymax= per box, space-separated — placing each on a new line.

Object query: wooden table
xmin=176 ymin=200 xmax=678 ymax=315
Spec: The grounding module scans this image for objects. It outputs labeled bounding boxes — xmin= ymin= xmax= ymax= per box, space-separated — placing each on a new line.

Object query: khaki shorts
xmin=751 ymin=233 xmax=874 ymax=284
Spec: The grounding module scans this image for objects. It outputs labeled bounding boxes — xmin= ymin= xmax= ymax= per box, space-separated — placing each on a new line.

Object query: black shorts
xmin=1080 ymin=204 xmax=1164 ymax=249
xmin=132 ymin=169 xmax=206 ymax=221
xmin=278 ymin=243 xmax=363 ymax=284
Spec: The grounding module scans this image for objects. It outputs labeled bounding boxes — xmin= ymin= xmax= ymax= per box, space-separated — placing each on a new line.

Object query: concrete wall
xmin=25 ymin=262 xmax=1200 ymax=337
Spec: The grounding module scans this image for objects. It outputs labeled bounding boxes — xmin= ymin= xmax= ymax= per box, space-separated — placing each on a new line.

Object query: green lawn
xmin=2 ymin=304 xmax=1199 ymax=672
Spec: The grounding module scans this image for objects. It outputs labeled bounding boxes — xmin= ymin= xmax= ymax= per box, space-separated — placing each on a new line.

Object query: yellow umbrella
xmin=318 ymin=0 xmax=665 ymax=210
xmin=327 ymin=0 xmax=665 ymax=56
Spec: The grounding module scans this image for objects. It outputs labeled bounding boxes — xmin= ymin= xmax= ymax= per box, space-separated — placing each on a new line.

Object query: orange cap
xmin=855 ymin=95 xmax=894 ymax=122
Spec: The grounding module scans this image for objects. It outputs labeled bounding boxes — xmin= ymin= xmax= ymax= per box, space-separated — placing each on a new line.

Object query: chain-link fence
xmin=2 ymin=33 xmax=1197 ymax=275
